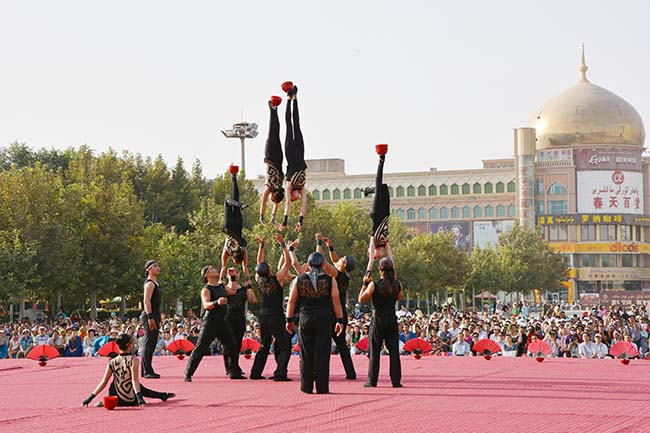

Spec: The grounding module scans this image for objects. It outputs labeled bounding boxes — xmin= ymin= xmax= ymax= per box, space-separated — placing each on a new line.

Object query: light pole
xmin=221 ymin=121 xmax=259 ymax=173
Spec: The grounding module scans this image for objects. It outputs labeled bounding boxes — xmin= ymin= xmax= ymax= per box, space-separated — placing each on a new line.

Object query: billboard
xmin=577 ymin=170 xmax=643 ymax=214
xmin=473 ymin=220 xmax=515 ymax=248
xmin=574 ymin=149 xmax=642 ymax=171
xmin=428 ymin=221 xmax=471 ymax=251
xmin=538 ymin=214 xmax=650 ymax=226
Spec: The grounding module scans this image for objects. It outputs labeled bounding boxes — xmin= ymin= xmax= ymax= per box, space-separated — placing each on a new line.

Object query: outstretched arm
xmin=365 ymin=236 xmax=376 ymax=275
xmin=285 ymin=279 xmax=298 ymax=334
xmin=315 ymin=233 xmax=337 ymax=278
xmin=259 ymin=187 xmax=270 ymax=225
xmin=275 ymin=234 xmax=292 ymax=282
xmin=359 ymin=276 xmax=375 ymax=303
xmin=280 ymin=180 xmax=292 ymax=230
xmin=296 ymin=189 xmax=308 ymax=231
xmin=220 ymin=248 xmax=228 ymax=282
xmin=255 ymin=235 xmax=265 ymax=265
xmin=323 ymin=236 xmax=340 ymax=263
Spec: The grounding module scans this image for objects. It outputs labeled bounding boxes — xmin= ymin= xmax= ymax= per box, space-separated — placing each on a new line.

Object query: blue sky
xmin=1 ymin=0 xmax=648 ymax=178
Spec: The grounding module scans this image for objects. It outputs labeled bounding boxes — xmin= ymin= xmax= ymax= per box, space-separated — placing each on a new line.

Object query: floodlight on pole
xmin=221 ymin=121 xmax=259 ymax=174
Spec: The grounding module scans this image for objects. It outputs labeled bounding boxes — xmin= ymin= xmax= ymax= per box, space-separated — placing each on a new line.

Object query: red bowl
xmin=413 ymin=353 xmax=422 ymax=360
xmin=281 ymin=81 xmax=294 ymax=93
xmin=375 ymin=144 xmax=388 ymax=155
xmin=228 ymin=165 xmax=239 ymax=174
xmin=483 ymin=355 xmax=492 ymax=361
xmin=103 ymin=396 xmax=118 ymax=410
xmin=620 ymin=359 xmax=630 ymax=365
xmin=244 ymin=353 xmax=252 ymax=360
xmin=176 ymin=354 xmax=185 ymax=360
xmin=535 ymin=357 xmax=544 ymax=363
xmin=270 ymin=95 xmax=282 ymax=107
xmin=38 ymin=361 xmax=47 ymax=367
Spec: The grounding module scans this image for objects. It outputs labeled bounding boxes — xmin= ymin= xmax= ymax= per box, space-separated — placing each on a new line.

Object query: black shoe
xmin=346 ymin=375 xmax=357 ymax=380
xmin=273 ymin=376 xmax=292 ymax=382
xmin=144 ymin=373 xmax=160 ymax=379
xmin=229 ymin=374 xmax=246 ymax=380
xmin=184 ymin=376 xmax=192 ymax=382
xmin=162 ymin=393 xmax=176 ymax=401
xmin=392 ymin=383 xmax=403 ymax=388
xmin=250 ymin=375 xmax=266 ymax=380
xmin=363 ymin=382 xmax=376 ymax=388
xmin=288 ymin=85 xmax=298 ymax=97
xmin=301 ymin=389 xmax=313 ymax=394
xmin=363 ymin=187 xmax=376 ymax=197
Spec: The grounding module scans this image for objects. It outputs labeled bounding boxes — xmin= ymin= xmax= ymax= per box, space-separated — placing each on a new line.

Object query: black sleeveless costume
xmin=331 ymin=270 xmax=356 ymax=379
xmin=223 ymin=286 xmax=247 ymax=375
xmin=265 ymin=104 xmax=284 ymax=196
xmin=140 ymin=278 xmax=161 ymax=376
xmin=367 ymin=277 xmax=402 ymax=387
xmin=109 ymin=354 xmax=167 ymax=406
xmin=369 ymin=155 xmax=390 ymax=247
xmin=284 ymin=99 xmax=307 ymax=182
xmin=223 ymin=173 xmax=247 ymax=248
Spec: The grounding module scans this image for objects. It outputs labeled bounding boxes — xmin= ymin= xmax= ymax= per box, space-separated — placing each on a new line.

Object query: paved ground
xmin=1 ymin=354 xmax=649 ymax=432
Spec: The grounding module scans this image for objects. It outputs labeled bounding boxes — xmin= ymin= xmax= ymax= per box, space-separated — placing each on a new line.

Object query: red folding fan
xmin=97 ymin=341 xmax=121 ymax=358
xmin=167 ymin=339 xmax=196 ymax=360
xmin=610 ymin=341 xmax=639 ymax=365
xmin=27 ymin=344 xmax=60 ymax=366
xmin=355 ymin=337 xmax=369 ymax=353
xmin=528 ymin=340 xmax=553 ymax=361
xmin=473 ymin=339 xmax=502 ymax=360
xmin=403 ymin=338 xmax=433 ymax=354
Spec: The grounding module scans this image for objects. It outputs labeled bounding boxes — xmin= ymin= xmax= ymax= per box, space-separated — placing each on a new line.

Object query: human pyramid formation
xmin=81 ymin=82 xmax=405 ymax=408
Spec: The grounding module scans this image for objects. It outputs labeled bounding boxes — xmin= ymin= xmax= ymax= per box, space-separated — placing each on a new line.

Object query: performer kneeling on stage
xmin=279 ymin=82 xmax=308 ymax=232
xmin=221 ymin=165 xmax=250 ymax=281
xmin=259 ymin=95 xmax=285 ymax=225
xmin=81 ymin=333 xmax=175 ymax=407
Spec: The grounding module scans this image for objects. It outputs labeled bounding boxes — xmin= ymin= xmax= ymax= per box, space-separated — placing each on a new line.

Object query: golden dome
xmin=530 ymin=48 xmax=645 ymax=149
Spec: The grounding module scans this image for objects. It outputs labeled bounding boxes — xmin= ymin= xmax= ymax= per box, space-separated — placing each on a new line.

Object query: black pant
xmin=185 ymin=316 xmax=242 ymax=378
xmin=370 ymin=156 xmax=390 ymax=233
xmin=331 ymin=316 xmax=356 ymax=379
xmin=109 ymin=382 xmax=166 ymax=407
xmin=265 ymin=105 xmax=283 ymax=168
xmin=223 ymin=174 xmax=246 ymax=246
xmin=299 ymin=310 xmax=332 ymax=394
xmin=367 ymin=314 xmax=401 ymax=386
xmin=140 ymin=314 xmax=159 ymax=376
xmin=251 ymin=314 xmax=291 ymax=379
xmin=223 ymin=312 xmax=245 ymax=375
xmin=285 ymin=99 xmax=307 ymax=179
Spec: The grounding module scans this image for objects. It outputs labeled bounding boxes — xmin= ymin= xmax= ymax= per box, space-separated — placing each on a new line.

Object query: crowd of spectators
xmin=1 ymin=300 xmax=648 ymax=360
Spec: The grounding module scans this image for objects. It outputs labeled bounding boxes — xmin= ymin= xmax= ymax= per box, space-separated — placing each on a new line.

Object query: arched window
xmin=333 ymin=188 xmax=341 ymax=200
xmin=322 ymin=189 xmax=330 ymax=200
xmin=429 ymin=207 xmax=437 ymax=219
xmin=473 ymin=183 xmax=482 ymax=194
xmin=547 ymin=181 xmax=568 ymax=195
xmin=418 ymin=207 xmax=426 ymax=220
xmin=389 ymin=187 xmax=394 ymax=198
xmin=462 ymin=206 xmax=470 ymax=218
xmin=407 ymin=208 xmax=416 ymax=220
xmin=396 ymin=186 xmax=404 ymax=197
xmin=473 ymin=205 xmax=482 ymax=218
xmin=484 ymin=182 xmax=493 ymax=194
xmin=407 ymin=185 xmax=415 ymax=197
xmin=343 ymin=188 xmax=351 ymax=199
xmin=312 ymin=189 xmax=320 ymax=200
xmin=418 ymin=185 xmax=426 ymax=196
xmin=440 ymin=184 xmax=448 ymax=195
xmin=451 ymin=184 xmax=459 ymax=195
xmin=451 ymin=206 xmax=460 ymax=218
xmin=507 ymin=181 xmax=515 ymax=193
xmin=462 ymin=183 xmax=470 ymax=194
xmin=496 ymin=204 xmax=505 ymax=217
xmin=508 ymin=204 xmax=516 ymax=217
xmin=485 ymin=205 xmax=494 ymax=217
xmin=440 ymin=207 xmax=449 ymax=219
xmin=496 ymin=182 xmax=504 ymax=193
xmin=429 ymin=185 xmax=437 ymax=196
xmin=353 ymin=188 xmax=362 ymax=199
xmin=396 ymin=208 xmax=405 ymax=220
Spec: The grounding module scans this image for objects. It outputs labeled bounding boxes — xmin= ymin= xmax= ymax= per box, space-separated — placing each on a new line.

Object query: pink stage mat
xmin=1 ymin=354 xmax=650 ymax=432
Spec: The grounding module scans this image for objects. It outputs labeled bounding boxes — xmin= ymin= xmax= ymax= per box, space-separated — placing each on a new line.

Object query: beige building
xmin=254 ymin=50 xmax=649 ymax=305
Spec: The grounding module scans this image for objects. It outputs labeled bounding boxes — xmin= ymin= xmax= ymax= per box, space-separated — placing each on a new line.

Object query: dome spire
xmin=579 ymin=43 xmax=589 ymax=82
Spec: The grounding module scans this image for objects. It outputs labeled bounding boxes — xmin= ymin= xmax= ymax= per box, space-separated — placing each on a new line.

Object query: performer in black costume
xmin=279 ymin=83 xmax=308 ymax=232
xmin=286 ymin=252 xmax=344 ymax=394
xmin=249 ymin=233 xmax=293 ymax=381
xmin=140 ymin=260 xmax=162 ymax=378
xmin=315 ymin=233 xmax=357 ymax=380
xmin=221 ymin=165 xmax=250 ymax=281
xmin=184 ymin=266 xmax=245 ymax=382
xmin=223 ymin=267 xmax=256 ymax=376
xmin=82 ymin=333 xmax=174 ymax=407
xmin=364 ymin=146 xmax=393 ymax=274
xmin=358 ymin=257 xmax=403 ymax=388
xmin=259 ymin=96 xmax=285 ymax=225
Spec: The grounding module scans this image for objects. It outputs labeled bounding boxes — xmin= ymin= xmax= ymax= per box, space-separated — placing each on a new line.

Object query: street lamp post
xmin=221 ymin=121 xmax=259 ymax=173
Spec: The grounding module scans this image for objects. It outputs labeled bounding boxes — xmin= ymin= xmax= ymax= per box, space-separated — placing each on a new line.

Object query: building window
xmin=440 ymin=207 xmax=448 ymax=219
xmin=462 ymin=183 xmax=470 ymax=194
xmin=418 ymin=207 xmax=426 ymax=220
xmin=548 ymin=225 xmax=568 ymax=241
xmin=600 ymin=225 xmax=616 ymax=241
xmin=484 ymin=182 xmax=493 ymax=194
xmin=312 ymin=190 xmax=320 ymax=200
xmin=581 ymin=225 xmax=596 ymax=241
xmin=451 ymin=206 xmax=459 ymax=218
xmin=462 ymin=206 xmax=470 ymax=218
xmin=507 ymin=204 xmax=516 ymax=217
xmin=322 ymin=189 xmax=330 ymax=200
xmin=535 ymin=179 xmax=544 ymax=195
xmin=621 ymin=225 xmax=632 ymax=241
xmin=418 ymin=185 xmax=426 ymax=196
xmin=353 ymin=188 xmax=362 ymax=199
xmin=496 ymin=182 xmax=505 ymax=193
xmin=429 ymin=185 xmax=437 ymax=196
xmin=485 ymin=205 xmax=493 ymax=217
xmin=396 ymin=208 xmax=405 ymax=220
xmin=535 ymin=201 xmax=545 ymax=215
xmin=333 ymin=189 xmax=341 ymax=200
xmin=622 ymin=255 xmax=635 ymax=267
xmin=635 ymin=226 xmax=642 ymax=241
xmin=407 ymin=208 xmax=416 ymax=220
xmin=473 ymin=205 xmax=482 ymax=218
xmin=451 ymin=184 xmax=459 ymax=195
xmin=601 ymin=281 xmax=614 ymax=290
xmin=440 ymin=184 xmax=448 ymax=195
xmin=547 ymin=181 xmax=568 ymax=195
xmin=547 ymin=200 xmax=567 ymax=214
xmin=342 ymin=188 xmax=350 ymax=199
xmin=473 ymin=183 xmax=481 ymax=194
xmin=496 ymin=205 xmax=505 ymax=217
xmin=407 ymin=185 xmax=415 ymax=197
xmin=507 ymin=181 xmax=515 ymax=193
xmin=625 ymin=281 xmax=641 ymax=291
xmin=396 ymin=186 xmax=404 ymax=197
xmin=389 ymin=187 xmax=394 ymax=198
xmin=579 ymin=254 xmax=597 ymax=267
xmin=429 ymin=207 xmax=437 ymax=219
xmin=601 ymin=254 xmax=617 ymax=267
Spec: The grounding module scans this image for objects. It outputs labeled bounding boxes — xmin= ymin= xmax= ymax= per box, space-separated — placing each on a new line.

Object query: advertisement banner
xmin=599 ymin=290 xmax=650 ymax=307
xmin=577 ymin=171 xmax=643 ymax=214
xmin=577 ymin=268 xmax=650 ymax=281
xmin=473 ymin=220 xmax=515 ymax=248
xmin=537 ymin=149 xmax=573 ymax=162
xmin=574 ymin=149 xmax=642 ymax=171
xmin=538 ymin=214 xmax=650 ymax=226
xmin=548 ymin=242 xmax=650 ymax=254
xmin=404 ymin=222 xmax=428 ymax=236
xmin=428 ymin=221 xmax=471 ymax=251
